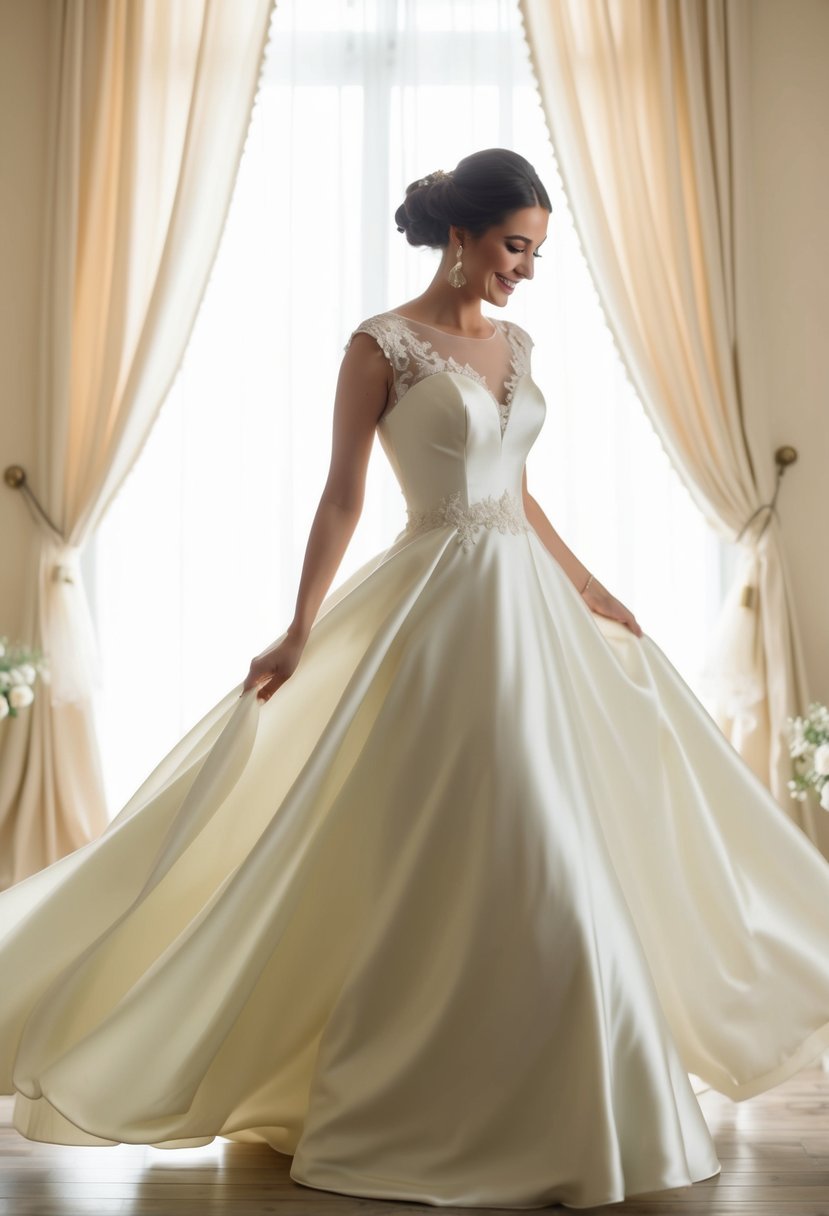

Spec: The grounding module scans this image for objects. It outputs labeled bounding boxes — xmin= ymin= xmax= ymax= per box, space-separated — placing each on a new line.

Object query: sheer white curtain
xmin=91 ymin=0 xmax=730 ymax=814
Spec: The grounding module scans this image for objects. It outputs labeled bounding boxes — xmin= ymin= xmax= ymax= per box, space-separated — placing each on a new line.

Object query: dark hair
xmin=394 ymin=148 xmax=551 ymax=249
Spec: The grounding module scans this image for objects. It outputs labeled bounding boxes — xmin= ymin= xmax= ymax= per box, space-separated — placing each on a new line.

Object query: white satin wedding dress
xmin=2 ymin=311 xmax=829 ymax=1210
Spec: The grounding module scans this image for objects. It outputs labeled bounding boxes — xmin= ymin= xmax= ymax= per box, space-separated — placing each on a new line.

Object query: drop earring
xmin=448 ymin=245 xmax=466 ymax=289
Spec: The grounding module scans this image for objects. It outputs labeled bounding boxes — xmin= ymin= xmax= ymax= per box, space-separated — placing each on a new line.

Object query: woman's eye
xmin=506 ymin=244 xmax=542 ymax=259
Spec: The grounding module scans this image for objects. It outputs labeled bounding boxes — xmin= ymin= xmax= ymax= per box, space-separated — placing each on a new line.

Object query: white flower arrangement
xmin=785 ymin=701 xmax=829 ymax=813
xmin=0 ymin=636 xmax=46 ymax=720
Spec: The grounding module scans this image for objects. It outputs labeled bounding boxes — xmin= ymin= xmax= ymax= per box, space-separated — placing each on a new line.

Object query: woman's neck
xmin=395 ymin=287 xmax=491 ymax=338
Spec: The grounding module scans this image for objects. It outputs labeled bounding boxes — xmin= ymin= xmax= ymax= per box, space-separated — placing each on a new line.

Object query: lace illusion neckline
xmin=388 ymin=311 xmax=499 ymax=341
xmin=375 ymin=310 xmax=527 ymax=438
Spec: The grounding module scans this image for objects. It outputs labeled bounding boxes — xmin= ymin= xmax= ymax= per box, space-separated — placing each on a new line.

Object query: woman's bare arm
xmin=243 ymin=333 xmax=392 ymax=699
xmin=521 ymin=467 xmax=643 ymax=637
xmin=286 ymin=334 xmax=391 ymax=642
xmin=521 ymin=467 xmax=590 ymax=592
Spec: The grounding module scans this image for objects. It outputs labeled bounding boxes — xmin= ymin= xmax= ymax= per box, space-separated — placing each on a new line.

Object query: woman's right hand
xmin=242 ymin=631 xmax=306 ymax=703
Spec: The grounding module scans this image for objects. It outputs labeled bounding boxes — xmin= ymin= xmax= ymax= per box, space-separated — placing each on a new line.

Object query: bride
xmin=2 ymin=148 xmax=828 ymax=1211
xmin=242 ymin=153 xmax=642 ymax=708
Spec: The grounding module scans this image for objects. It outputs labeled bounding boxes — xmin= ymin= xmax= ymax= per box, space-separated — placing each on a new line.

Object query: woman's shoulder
xmin=344 ymin=310 xmax=406 ymax=342
xmin=497 ymin=316 xmax=534 ymax=348
xmin=343 ymin=312 xmax=413 ymax=364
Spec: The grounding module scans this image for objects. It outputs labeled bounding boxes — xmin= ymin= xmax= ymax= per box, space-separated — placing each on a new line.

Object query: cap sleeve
xmin=344 ymin=313 xmax=417 ymax=413
xmin=345 ymin=314 xmax=396 ymax=362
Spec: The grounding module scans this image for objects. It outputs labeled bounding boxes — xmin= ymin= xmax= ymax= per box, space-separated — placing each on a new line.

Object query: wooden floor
xmin=1 ymin=1063 xmax=827 ymax=1215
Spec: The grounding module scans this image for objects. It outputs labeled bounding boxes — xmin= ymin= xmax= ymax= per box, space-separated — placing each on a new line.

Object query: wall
xmin=0 ymin=0 xmax=52 ymax=639
xmin=751 ymin=0 xmax=829 ymax=703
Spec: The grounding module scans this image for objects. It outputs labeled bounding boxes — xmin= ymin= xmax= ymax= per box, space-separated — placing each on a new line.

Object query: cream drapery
xmin=518 ymin=0 xmax=827 ymax=858
xmin=0 ymin=0 xmax=275 ymax=889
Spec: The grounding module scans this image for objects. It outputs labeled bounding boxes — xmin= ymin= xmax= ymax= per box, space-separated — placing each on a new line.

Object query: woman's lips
xmin=495 ymin=274 xmax=516 ymax=294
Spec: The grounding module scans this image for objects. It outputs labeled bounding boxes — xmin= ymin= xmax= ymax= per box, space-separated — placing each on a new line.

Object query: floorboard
xmin=1 ymin=1062 xmax=827 ymax=1214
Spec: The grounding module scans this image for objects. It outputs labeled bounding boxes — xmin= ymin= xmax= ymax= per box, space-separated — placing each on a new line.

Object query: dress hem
xmin=289 ymin=1159 xmax=723 ymax=1211
xmin=699 ymin=1019 xmax=829 ymax=1102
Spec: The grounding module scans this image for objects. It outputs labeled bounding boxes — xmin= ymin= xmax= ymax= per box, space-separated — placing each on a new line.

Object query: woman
xmin=1 ymin=149 xmax=828 ymax=1210
xmin=242 ymin=151 xmax=641 ymax=712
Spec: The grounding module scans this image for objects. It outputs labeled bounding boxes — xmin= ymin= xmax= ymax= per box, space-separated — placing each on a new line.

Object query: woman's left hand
xmin=581 ymin=578 xmax=643 ymax=638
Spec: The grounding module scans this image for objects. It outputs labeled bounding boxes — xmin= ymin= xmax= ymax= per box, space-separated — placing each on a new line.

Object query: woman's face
xmin=449 ymin=205 xmax=549 ymax=306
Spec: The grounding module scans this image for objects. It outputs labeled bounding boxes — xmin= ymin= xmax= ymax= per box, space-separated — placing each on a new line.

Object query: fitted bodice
xmin=344 ymin=312 xmax=547 ymax=545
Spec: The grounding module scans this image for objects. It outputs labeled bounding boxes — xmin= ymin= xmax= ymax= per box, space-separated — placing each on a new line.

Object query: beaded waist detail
xmin=403 ymin=489 xmax=530 ymax=552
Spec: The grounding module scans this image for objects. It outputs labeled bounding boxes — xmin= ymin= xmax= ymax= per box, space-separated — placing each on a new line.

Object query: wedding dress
xmin=2 ymin=310 xmax=829 ymax=1211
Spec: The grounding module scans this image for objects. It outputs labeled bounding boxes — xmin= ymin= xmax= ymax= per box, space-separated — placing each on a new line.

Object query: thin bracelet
xmin=581 ymin=573 xmax=594 ymax=595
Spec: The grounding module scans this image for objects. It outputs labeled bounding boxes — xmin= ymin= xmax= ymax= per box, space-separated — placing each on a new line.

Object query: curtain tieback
xmin=700 ymin=444 xmax=797 ymax=723
xmin=53 ymin=552 xmax=81 ymax=584
xmin=40 ymin=541 xmax=100 ymax=706
xmin=733 ymin=445 xmax=798 ymax=610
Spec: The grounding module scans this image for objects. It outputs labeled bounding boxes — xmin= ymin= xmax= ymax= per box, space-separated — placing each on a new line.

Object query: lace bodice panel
xmin=344 ymin=311 xmax=533 ymax=436
xmin=343 ymin=310 xmax=546 ymax=549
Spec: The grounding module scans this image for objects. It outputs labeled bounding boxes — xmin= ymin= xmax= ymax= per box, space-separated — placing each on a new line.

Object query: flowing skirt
xmin=2 ymin=524 xmax=828 ymax=1208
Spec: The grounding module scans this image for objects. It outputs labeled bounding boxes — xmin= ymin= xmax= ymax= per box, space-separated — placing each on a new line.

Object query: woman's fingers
xmin=256 ymin=670 xmax=284 ymax=702
xmin=603 ymin=595 xmax=643 ymax=638
xmin=241 ymin=635 xmax=305 ymax=701
xmin=242 ymin=657 xmax=269 ymax=694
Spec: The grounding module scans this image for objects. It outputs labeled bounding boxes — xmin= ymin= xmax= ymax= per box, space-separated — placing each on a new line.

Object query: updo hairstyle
xmin=394 ymin=148 xmax=551 ymax=249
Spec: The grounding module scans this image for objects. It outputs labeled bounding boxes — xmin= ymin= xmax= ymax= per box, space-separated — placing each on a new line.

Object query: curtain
xmin=518 ymin=0 xmax=826 ymax=857
xmin=0 ymin=0 xmax=275 ymax=890
xmin=90 ymin=0 xmax=727 ymax=818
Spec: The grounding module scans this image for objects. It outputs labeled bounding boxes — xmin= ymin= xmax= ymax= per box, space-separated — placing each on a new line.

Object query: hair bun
xmin=395 ymin=169 xmax=454 ymax=248
xmin=393 ymin=148 xmax=551 ymax=251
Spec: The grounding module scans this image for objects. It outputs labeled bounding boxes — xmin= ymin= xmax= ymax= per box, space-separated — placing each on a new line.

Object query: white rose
xmin=821 ymin=781 xmax=829 ymax=812
xmin=17 ymin=663 xmax=37 ymax=686
xmin=0 ymin=671 xmax=10 ymax=691
xmin=0 ymin=696 xmax=8 ymax=720
xmin=0 ymin=641 xmax=5 ymax=657
xmin=790 ymin=734 xmax=810 ymax=759
xmin=8 ymin=667 xmax=25 ymax=685
xmin=8 ymin=684 xmax=34 ymax=710
xmin=813 ymin=744 xmax=829 ymax=777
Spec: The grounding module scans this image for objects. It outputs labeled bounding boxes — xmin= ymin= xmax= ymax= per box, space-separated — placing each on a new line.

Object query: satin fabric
xmin=2 ymin=365 xmax=829 ymax=1209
